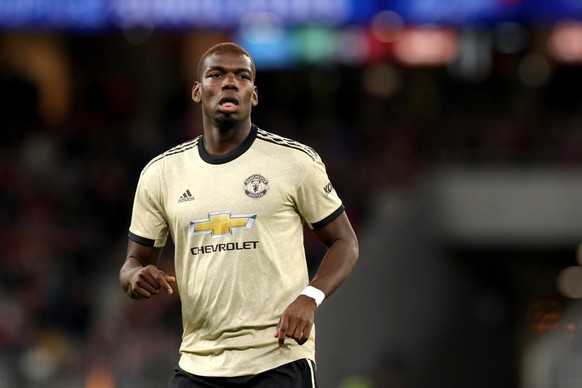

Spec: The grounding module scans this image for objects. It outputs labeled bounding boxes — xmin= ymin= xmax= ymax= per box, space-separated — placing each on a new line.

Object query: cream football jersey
xmin=128 ymin=125 xmax=344 ymax=377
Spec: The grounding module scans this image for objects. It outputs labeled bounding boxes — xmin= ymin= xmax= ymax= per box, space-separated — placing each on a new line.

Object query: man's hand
xmin=127 ymin=264 xmax=176 ymax=299
xmin=274 ymin=295 xmax=317 ymax=346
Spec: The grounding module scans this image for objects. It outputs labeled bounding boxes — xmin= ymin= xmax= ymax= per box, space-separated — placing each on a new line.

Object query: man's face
xmin=192 ymin=50 xmax=258 ymax=127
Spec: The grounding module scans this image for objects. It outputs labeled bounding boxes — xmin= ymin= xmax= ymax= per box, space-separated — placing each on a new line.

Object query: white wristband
xmin=300 ymin=286 xmax=325 ymax=307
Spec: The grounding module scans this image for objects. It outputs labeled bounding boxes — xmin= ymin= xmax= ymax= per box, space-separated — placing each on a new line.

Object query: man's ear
xmin=252 ymin=86 xmax=258 ymax=107
xmin=192 ymin=82 xmax=201 ymax=103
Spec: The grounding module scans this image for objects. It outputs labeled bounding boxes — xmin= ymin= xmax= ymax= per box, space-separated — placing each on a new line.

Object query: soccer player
xmin=119 ymin=42 xmax=359 ymax=387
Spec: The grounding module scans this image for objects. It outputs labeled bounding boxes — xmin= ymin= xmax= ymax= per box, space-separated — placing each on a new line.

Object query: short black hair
xmin=197 ymin=42 xmax=256 ymax=81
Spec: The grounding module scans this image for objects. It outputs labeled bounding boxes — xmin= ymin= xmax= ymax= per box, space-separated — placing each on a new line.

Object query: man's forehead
xmin=203 ymin=50 xmax=252 ymax=70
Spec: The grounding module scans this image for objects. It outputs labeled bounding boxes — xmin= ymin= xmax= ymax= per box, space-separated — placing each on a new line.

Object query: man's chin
xmin=214 ymin=115 xmax=238 ymax=131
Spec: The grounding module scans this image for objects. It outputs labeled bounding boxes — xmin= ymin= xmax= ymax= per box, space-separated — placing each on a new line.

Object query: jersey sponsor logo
xmin=324 ymin=182 xmax=333 ymax=195
xmin=190 ymin=241 xmax=259 ymax=255
xmin=189 ymin=211 xmax=256 ymax=238
xmin=243 ymin=174 xmax=269 ymax=199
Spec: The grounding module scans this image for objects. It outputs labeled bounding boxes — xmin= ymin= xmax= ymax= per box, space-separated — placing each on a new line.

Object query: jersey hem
xmin=178 ymin=354 xmax=316 ymax=378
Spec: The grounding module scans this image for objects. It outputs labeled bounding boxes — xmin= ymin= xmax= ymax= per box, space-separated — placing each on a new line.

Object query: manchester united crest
xmin=243 ymin=174 xmax=269 ymax=199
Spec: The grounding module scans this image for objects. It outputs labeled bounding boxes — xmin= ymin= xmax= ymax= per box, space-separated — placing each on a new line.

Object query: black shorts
xmin=168 ymin=359 xmax=317 ymax=388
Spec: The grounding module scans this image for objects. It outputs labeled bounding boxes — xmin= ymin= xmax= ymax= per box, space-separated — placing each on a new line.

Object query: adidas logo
xmin=178 ymin=189 xmax=195 ymax=203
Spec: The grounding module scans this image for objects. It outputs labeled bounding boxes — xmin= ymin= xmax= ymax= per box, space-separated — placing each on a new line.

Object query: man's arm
xmin=119 ymin=240 xmax=176 ymax=299
xmin=310 ymin=211 xmax=359 ymax=297
xmin=275 ymin=211 xmax=359 ymax=345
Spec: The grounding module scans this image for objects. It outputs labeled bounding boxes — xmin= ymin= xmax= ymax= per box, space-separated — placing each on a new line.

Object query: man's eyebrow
xmin=205 ymin=66 xmax=252 ymax=74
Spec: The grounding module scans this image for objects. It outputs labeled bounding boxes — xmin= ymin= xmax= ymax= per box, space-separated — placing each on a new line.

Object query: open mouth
xmin=218 ymin=96 xmax=238 ymax=113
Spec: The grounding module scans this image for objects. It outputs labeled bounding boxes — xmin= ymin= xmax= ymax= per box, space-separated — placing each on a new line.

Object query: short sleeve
xmin=128 ymin=163 xmax=169 ymax=247
xmin=296 ymin=156 xmax=344 ymax=229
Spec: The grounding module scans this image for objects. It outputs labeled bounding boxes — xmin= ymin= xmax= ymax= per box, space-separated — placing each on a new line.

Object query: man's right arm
xmin=119 ymin=239 xmax=175 ymax=299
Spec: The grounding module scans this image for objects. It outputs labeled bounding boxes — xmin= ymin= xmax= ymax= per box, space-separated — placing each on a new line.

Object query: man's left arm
xmin=275 ymin=211 xmax=359 ymax=345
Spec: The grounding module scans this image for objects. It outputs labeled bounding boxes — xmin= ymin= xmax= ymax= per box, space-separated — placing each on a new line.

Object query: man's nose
xmin=222 ymin=74 xmax=238 ymax=89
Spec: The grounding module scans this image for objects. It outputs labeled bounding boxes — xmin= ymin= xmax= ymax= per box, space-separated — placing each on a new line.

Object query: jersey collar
xmin=198 ymin=124 xmax=258 ymax=165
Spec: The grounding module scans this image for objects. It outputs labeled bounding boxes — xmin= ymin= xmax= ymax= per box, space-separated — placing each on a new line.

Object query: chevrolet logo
xmin=189 ymin=211 xmax=256 ymax=238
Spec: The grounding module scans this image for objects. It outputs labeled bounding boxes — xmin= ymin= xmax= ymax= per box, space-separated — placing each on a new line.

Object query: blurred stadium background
xmin=2 ymin=0 xmax=582 ymax=387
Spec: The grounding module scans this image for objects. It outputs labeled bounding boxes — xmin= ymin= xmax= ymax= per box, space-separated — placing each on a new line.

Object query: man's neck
xmin=202 ymin=119 xmax=252 ymax=156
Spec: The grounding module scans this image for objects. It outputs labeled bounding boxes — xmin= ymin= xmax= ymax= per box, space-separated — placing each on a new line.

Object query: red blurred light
xmin=548 ymin=22 xmax=582 ymax=63
xmin=394 ymin=28 xmax=459 ymax=66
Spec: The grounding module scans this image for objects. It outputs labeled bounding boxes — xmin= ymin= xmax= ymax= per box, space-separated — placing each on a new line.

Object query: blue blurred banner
xmin=0 ymin=0 xmax=353 ymax=30
xmin=0 ymin=0 xmax=580 ymax=30
xmin=391 ymin=0 xmax=525 ymax=25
